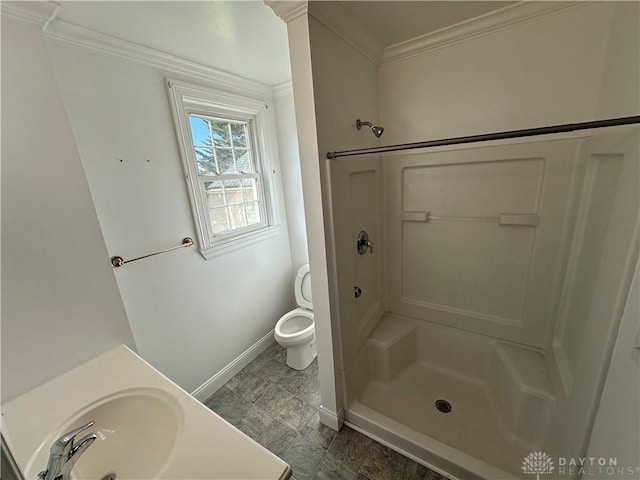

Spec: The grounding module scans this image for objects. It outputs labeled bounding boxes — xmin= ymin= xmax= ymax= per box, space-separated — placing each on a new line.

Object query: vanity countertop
xmin=2 ymin=345 xmax=292 ymax=480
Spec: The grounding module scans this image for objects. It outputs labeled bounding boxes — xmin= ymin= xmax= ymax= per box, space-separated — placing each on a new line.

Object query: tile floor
xmin=203 ymin=343 xmax=449 ymax=480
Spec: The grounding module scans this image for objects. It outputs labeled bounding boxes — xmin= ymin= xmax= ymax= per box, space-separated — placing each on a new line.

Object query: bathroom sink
xmin=3 ymin=346 xmax=291 ymax=480
xmin=25 ymin=389 xmax=182 ymax=480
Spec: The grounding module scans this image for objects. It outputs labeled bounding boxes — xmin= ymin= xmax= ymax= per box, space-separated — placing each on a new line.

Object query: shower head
xmin=371 ymin=125 xmax=384 ymax=138
xmin=356 ymin=119 xmax=384 ymax=138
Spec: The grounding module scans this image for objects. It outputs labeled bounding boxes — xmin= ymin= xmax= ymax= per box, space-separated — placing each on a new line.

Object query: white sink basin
xmin=25 ymin=389 xmax=182 ymax=480
xmin=2 ymin=345 xmax=291 ymax=480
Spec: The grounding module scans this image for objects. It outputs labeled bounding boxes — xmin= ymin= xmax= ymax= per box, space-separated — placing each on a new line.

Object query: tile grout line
xmin=310 ymin=446 xmax=328 ymax=480
xmin=357 ymin=441 xmax=375 ymax=478
xmin=208 ymin=346 xmax=450 ymax=480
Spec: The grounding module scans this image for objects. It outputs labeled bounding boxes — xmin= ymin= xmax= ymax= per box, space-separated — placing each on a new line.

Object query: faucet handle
xmin=51 ymin=420 xmax=96 ymax=455
xmin=39 ymin=420 xmax=97 ymax=480
xmin=61 ymin=433 xmax=98 ymax=478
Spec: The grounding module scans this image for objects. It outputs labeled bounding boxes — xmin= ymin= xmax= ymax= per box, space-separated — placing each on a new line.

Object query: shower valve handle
xmin=357 ymin=231 xmax=374 ymax=255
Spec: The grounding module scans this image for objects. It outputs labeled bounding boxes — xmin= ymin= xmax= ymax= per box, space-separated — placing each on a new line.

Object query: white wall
xmin=274 ymin=91 xmax=309 ymax=269
xmin=45 ymin=40 xmax=295 ymax=394
xmin=1 ymin=13 xmax=135 ymax=402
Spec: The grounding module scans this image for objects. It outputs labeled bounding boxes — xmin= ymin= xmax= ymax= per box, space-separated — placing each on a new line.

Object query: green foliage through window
xmin=188 ymin=114 xmax=263 ymax=235
xmin=189 ymin=116 xmax=253 ymax=175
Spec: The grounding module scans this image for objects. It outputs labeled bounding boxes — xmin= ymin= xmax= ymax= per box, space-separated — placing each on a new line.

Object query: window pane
xmin=235 ymin=149 xmax=252 ymax=173
xmin=187 ymin=111 xmax=266 ymax=239
xmin=204 ymin=181 xmax=225 ymax=207
xmin=208 ymin=119 xmax=231 ymax=147
xmin=216 ymin=148 xmax=235 ymax=174
xmin=246 ymin=202 xmax=261 ymax=225
xmin=223 ymin=179 xmax=243 ymax=205
xmin=189 ymin=116 xmax=211 ymax=147
xmin=209 ymin=207 xmax=230 ymax=234
xmin=196 ymin=147 xmax=216 ymax=175
xmin=228 ymin=204 xmax=247 ymax=230
xmin=242 ymin=178 xmax=258 ymax=202
xmin=230 ymin=123 xmax=247 ymax=148
xmin=222 ymin=179 xmax=242 ymax=188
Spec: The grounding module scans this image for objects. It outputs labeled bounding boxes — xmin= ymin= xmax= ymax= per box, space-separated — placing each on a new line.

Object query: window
xmin=168 ymin=80 xmax=279 ymax=258
xmin=189 ymin=115 xmax=264 ymax=234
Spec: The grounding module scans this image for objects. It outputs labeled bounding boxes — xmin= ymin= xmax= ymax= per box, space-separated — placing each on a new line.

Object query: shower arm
xmin=356 ymin=119 xmax=384 ymax=138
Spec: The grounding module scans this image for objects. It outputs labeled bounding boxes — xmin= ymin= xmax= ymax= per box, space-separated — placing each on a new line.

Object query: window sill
xmin=199 ymin=225 xmax=281 ymax=260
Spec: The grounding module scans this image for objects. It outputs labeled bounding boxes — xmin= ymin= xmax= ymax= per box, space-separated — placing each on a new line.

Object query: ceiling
xmin=55 ymin=1 xmax=292 ymax=86
xmin=326 ymin=1 xmax=516 ymax=47
xmin=54 ymin=1 xmax=518 ymax=86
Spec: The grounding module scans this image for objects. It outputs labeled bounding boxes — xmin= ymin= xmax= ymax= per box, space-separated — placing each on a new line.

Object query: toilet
xmin=274 ymin=264 xmax=316 ymax=370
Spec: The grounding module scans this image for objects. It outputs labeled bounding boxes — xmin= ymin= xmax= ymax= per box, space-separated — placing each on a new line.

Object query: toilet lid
xmin=294 ymin=264 xmax=312 ymax=310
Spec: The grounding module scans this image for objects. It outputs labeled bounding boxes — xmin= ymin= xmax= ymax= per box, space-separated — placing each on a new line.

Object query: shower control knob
xmin=357 ymin=231 xmax=374 ymax=255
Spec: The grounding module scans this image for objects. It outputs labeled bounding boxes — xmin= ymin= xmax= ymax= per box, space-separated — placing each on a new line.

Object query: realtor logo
xmin=522 ymin=452 xmax=555 ymax=480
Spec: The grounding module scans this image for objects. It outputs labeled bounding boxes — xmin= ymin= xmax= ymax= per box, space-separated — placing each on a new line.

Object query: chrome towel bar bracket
xmin=111 ymin=237 xmax=194 ymax=267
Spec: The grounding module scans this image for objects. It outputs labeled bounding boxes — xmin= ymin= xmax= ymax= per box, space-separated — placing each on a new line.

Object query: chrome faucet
xmin=38 ymin=420 xmax=97 ymax=480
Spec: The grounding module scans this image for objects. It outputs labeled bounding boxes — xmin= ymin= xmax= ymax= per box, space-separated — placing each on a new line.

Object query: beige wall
xmin=274 ymin=91 xmax=309 ymax=270
xmin=587 ymin=260 xmax=640 ymax=476
xmin=379 ymin=2 xmax=614 ymax=145
xmin=377 ymin=0 xmax=639 ymax=464
xmin=281 ymin=9 xmax=382 ymax=425
xmin=307 ymin=15 xmax=383 ymax=410
xmin=584 ymin=1 xmax=640 ymax=470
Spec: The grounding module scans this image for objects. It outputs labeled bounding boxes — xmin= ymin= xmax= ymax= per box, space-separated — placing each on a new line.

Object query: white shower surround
xmin=276 ymin=1 xmax=639 ymax=479
xmin=332 ymin=128 xmax=639 ymax=479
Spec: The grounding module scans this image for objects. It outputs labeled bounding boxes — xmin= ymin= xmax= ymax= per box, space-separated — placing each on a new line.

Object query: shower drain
xmin=435 ymin=399 xmax=452 ymax=413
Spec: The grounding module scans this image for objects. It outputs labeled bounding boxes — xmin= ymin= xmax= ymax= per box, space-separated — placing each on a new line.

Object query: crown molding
xmin=1 ymin=1 xmax=58 ymax=26
xmin=308 ymin=1 xmax=383 ymax=66
xmin=264 ymin=1 xmax=308 ymax=24
xmin=278 ymin=1 xmax=583 ymax=68
xmin=381 ymin=1 xmax=585 ymax=66
xmin=43 ymin=19 xmax=274 ymax=98
xmin=265 ymin=1 xmax=383 ymax=66
xmin=272 ymin=81 xmax=294 ymax=99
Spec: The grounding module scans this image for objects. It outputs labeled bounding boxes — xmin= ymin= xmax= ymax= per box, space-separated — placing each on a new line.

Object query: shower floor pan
xmin=346 ymin=316 xmax=556 ymax=480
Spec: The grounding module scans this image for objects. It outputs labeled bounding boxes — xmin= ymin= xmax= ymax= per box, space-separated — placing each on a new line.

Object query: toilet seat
xmin=274 ymin=264 xmax=316 ymax=369
xmin=274 ymin=309 xmax=314 ymax=347
xmin=294 ymin=264 xmax=312 ymax=310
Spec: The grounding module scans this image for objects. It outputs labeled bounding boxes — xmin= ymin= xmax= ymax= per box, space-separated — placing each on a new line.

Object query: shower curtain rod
xmin=326 ymin=115 xmax=640 ymax=159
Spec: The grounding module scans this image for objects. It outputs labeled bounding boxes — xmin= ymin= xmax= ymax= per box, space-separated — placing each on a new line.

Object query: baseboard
xmin=319 ymin=405 xmax=345 ymax=431
xmin=191 ymin=330 xmax=275 ymax=401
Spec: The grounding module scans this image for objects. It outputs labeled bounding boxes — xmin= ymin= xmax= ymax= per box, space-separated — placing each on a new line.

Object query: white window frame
xmin=167 ymin=79 xmax=280 ymax=259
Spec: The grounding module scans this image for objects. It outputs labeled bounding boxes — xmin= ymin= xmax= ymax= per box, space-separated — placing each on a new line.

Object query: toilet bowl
xmin=274 ymin=264 xmax=316 ymax=370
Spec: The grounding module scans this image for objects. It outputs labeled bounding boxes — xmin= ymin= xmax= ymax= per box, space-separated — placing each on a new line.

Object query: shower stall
xmin=328 ymin=124 xmax=639 ymax=479
xmin=276 ymin=1 xmax=639 ymax=478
